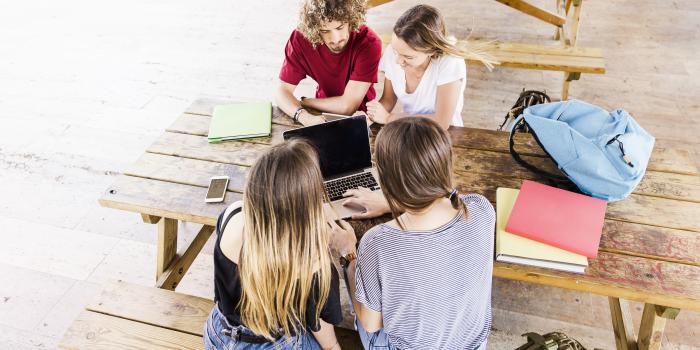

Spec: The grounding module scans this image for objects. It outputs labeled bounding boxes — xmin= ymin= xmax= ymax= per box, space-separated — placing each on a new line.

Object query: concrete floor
xmin=0 ymin=0 xmax=698 ymax=349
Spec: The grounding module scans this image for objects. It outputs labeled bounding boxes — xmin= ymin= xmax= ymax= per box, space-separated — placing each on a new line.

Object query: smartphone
xmin=205 ymin=176 xmax=229 ymax=203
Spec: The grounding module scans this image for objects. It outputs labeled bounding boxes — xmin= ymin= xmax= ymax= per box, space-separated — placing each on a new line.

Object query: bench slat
xmin=376 ymin=33 xmax=605 ymax=74
xmin=59 ymin=310 xmax=203 ymax=350
xmin=86 ymin=281 xmax=214 ymax=337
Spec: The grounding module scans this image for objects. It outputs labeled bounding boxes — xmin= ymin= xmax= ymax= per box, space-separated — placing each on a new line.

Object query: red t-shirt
xmin=279 ymin=25 xmax=382 ymax=111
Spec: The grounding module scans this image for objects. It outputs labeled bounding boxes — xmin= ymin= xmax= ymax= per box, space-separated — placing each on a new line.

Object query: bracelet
xmin=292 ymin=107 xmax=305 ymax=122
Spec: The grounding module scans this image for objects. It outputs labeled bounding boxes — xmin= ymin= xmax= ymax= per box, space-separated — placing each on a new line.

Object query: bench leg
xmin=637 ymin=304 xmax=680 ymax=350
xmin=568 ymin=0 xmax=582 ymax=46
xmin=156 ymin=218 xmax=178 ymax=283
xmin=156 ymin=225 xmax=215 ymax=290
xmin=561 ymin=72 xmax=580 ymax=100
xmin=609 ymin=297 xmax=638 ymax=350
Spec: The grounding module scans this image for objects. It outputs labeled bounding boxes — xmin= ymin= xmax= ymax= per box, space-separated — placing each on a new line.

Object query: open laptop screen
xmin=283 ymin=116 xmax=372 ymax=179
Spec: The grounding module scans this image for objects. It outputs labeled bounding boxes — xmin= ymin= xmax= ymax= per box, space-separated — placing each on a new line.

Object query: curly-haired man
xmin=275 ymin=0 xmax=382 ymax=126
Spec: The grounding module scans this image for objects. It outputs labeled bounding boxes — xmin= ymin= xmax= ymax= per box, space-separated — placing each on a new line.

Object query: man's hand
xmin=298 ymin=110 xmax=326 ymax=126
xmin=342 ymin=187 xmax=391 ymax=220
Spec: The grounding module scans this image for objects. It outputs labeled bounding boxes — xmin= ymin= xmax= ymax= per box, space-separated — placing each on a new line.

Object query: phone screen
xmin=206 ymin=178 xmax=228 ymax=200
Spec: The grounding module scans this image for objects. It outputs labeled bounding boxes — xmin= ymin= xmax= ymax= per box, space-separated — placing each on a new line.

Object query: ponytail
xmin=446 ymin=188 xmax=469 ymax=220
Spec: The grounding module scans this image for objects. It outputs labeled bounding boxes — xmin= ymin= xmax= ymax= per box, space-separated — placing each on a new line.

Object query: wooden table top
xmin=99 ymin=98 xmax=700 ymax=312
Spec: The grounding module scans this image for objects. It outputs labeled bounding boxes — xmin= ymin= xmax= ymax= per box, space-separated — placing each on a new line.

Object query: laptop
xmin=282 ymin=115 xmax=382 ymax=219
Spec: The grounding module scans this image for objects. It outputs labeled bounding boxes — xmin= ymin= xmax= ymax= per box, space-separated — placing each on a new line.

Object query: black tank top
xmin=213 ymin=207 xmax=343 ymax=332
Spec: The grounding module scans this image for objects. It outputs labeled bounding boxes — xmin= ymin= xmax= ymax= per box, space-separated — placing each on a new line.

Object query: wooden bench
xmin=370 ymin=0 xmax=606 ymax=100
xmin=59 ymin=281 xmax=361 ymax=349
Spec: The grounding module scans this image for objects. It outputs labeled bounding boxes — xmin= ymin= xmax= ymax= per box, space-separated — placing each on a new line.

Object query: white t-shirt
xmin=379 ymin=48 xmax=467 ymax=126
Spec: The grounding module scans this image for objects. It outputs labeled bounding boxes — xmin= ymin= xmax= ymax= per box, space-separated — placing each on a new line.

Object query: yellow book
xmin=496 ymin=188 xmax=588 ymax=273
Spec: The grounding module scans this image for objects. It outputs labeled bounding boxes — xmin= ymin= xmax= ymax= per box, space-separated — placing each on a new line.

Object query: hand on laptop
xmin=342 ymin=187 xmax=391 ymax=220
xmin=298 ymin=110 xmax=326 ymax=126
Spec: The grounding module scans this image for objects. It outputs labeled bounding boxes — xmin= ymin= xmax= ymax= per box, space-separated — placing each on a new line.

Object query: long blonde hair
xmin=393 ymin=4 xmax=497 ymax=70
xmin=375 ymin=117 xmax=468 ymax=230
xmin=238 ymin=139 xmax=332 ymax=340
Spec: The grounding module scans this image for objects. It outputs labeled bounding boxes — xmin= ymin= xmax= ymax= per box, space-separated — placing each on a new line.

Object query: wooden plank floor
xmin=0 ymin=0 xmax=698 ymax=349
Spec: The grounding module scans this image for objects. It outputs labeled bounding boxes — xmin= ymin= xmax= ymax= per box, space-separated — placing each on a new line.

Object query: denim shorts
xmin=354 ymin=318 xmax=487 ymax=350
xmin=203 ymin=305 xmax=322 ymax=350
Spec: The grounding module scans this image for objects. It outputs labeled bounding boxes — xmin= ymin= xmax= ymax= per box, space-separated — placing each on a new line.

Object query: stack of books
xmin=496 ymin=180 xmax=607 ymax=274
xmin=208 ymin=102 xmax=272 ymax=143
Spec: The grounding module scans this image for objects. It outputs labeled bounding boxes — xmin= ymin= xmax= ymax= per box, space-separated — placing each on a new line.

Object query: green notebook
xmin=208 ymin=102 xmax=272 ymax=143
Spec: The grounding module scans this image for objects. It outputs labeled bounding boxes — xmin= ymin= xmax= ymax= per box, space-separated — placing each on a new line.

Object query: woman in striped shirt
xmin=329 ymin=117 xmax=495 ymax=349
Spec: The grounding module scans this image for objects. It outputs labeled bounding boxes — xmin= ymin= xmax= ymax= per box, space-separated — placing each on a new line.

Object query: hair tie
xmin=447 ymin=188 xmax=458 ymax=200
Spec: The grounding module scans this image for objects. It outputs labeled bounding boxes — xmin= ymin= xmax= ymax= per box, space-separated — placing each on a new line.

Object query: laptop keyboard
xmin=324 ymin=172 xmax=379 ymax=201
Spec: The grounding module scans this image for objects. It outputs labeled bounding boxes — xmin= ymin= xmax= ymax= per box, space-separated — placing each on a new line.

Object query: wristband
xmin=292 ymin=107 xmax=305 ymax=122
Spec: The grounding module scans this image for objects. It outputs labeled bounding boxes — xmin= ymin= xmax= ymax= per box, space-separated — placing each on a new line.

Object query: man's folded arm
xmin=301 ymin=80 xmax=371 ymax=115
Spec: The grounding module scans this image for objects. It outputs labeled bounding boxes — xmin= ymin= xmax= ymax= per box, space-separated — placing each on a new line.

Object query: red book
xmin=505 ymin=180 xmax=607 ymax=258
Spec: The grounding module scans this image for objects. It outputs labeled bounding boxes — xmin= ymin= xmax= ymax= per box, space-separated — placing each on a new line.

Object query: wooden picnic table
xmin=99 ymin=98 xmax=700 ymax=350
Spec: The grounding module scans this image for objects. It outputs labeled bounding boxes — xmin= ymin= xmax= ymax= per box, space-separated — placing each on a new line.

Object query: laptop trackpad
xmin=326 ymin=200 xmax=365 ymax=220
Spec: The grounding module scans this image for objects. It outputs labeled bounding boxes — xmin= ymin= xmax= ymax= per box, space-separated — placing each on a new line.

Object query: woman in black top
xmin=204 ymin=139 xmax=343 ymax=350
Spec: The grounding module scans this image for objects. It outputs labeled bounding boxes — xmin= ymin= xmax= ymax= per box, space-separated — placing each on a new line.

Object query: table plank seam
xmin=145 ymin=150 xmax=254 ymax=169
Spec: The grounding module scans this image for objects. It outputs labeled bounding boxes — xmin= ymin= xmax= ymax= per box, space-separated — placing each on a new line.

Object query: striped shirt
xmin=355 ymin=194 xmax=495 ymax=349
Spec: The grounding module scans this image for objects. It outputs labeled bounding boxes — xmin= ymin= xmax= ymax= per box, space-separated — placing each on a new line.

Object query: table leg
xmin=156 ymin=218 xmax=177 ymax=282
xmin=608 ymin=297 xmax=638 ymax=350
xmin=637 ymin=304 xmax=680 ymax=350
xmin=156 ymin=225 xmax=214 ymax=291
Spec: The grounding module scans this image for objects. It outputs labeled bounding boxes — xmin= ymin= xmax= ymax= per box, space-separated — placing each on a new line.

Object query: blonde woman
xmin=204 ymin=139 xmax=343 ymax=350
xmin=367 ymin=4 xmax=493 ymax=130
xmin=332 ymin=117 xmax=495 ymax=349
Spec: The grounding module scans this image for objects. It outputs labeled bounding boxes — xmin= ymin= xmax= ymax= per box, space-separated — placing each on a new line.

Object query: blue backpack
xmin=509 ymin=100 xmax=655 ymax=202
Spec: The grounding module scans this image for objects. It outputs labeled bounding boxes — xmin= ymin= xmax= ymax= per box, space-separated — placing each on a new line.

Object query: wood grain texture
xmin=125 ymin=153 xmax=249 ymax=193
xmin=59 ymin=310 xmax=203 ymax=350
xmin=376 ymin=33 xmax=605 ymax=73
xmin=447 ymin=128 xmax=698 ymax=176
xmin=638 ymin=303 xmax=667 ymax=350
xmin=494 ymin=253 xmax=700 ymax=313
xmin=156 ymin=225 xmax=214 ymax=291
xmin=99 ymin=176 xmax=239 ymax=226
xmin=120 ymin=148 xmax=700 ymax=266
xmin=141 ymin=213 xmax=161 ymax=224
xmin=494 ymin=0 xmax=567 ymax=26
xmin=451 ymin=170 xmax=700 ymax=233
xmin=183 ymin=99 xmax=700 ymax=175
xmin=156 ymin=218 xmax=177 ymax=281
xmin=367 ymin=0 xmax=395 ymax=8
xmin=452 ymin=147 xmax=700 ymax=202
xmin=98 ymin=175 xmax=700 ymax=311
xmin=148 ymin=132 xmax=270 ymax=167
xmin=86 ymin=281 xmax=214 ymax=337
xmin=185 ymin=99 xmax=295 ymax=127
xmin=185 ymin=98 xmax=698 ymax=176
xmin=167 ymin=113 xmax=294 ymax=145
xmin=144 ymin=125 xmax=700 ymax=203
xmin=608 ymin=297 xmax=638 ymax=350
